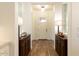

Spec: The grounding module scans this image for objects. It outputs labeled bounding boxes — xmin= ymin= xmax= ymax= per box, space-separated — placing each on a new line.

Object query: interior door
xmin=38 ymin=21 xmax=48 ymax=39
xmin=34 ymin=16 xmax=49 ymax=39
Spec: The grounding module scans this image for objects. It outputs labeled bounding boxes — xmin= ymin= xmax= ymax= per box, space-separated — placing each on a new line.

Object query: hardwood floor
xmin=29 ymin=39 xmax=58 ymax=56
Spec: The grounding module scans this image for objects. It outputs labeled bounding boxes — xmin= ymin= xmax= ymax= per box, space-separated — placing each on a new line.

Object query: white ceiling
xmin=32 ymin=4 xmax=53 ymax=11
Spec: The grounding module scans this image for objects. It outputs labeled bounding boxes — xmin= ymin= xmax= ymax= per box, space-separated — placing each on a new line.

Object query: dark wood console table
xmin=19 ymin=34 xmax=31 ymax=56
xmin=55 ymin=34 xmax=67 ymax=56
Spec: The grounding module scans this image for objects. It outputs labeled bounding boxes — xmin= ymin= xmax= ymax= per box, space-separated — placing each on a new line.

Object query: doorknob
xmin=46 ymin=28 xmax=47 ymax=32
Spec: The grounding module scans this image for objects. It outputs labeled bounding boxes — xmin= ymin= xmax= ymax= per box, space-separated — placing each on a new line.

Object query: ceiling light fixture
xmin=36 ymin=5 xmax=48 ymax=12
xmin=41 ymin=5 xmax=48 ymax=12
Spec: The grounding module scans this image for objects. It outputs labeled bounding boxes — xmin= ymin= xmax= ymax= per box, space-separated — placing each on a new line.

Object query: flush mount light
xmin=41 ymin=5 xmax=48 ymax=12
xmin=36 ymin=5 xmax=48 ymax=12
xmin=41 ymin=5 xmax=48 ymax=9
xmin=36 ymin=5 xmax=48 ymax=9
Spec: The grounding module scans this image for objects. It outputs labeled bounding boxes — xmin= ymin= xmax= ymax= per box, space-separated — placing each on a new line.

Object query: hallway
xmin=29 ymin=39 xmax=58 ymax=56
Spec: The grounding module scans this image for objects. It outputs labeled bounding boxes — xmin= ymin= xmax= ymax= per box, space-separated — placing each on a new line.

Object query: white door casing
xmin=37 ymin=17 xmax=49 ymax=39
xmin=32 ymin=10 xmax=54 ymax=40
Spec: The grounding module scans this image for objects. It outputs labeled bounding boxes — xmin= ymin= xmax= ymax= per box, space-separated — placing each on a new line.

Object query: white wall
xmin=54 ymin=4 xmax=63 ymax=49
xmin=0 ymin=3 xmax=18 ymax=55
xmin=22 ymin=3 xmax=32 ymax=49
xmin=14 ymin=3 xmax=18 ymax=56
xmin=67 ymin=3 xmax=72 ymax=56
xmin=54 ymin=4 xmax=64 ymax=33
xmin=22 ymin=3 xmax=32 ymax=34
xmin=68 ymin=3 xmax=79 ymax=56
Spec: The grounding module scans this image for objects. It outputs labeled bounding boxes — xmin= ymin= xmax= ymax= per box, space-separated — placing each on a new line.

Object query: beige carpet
xmin=29 ymin=39 xmax=58 ymax=56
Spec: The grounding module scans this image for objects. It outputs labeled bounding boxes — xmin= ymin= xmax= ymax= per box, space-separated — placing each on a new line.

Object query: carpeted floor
xmin=29 ymin=39 xmax=58 ymax=56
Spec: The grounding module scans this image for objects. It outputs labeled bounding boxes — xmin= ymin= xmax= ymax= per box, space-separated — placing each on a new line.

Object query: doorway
xmin=18 ymin=2 xmax=68 ymax=56
xmin=32 ymin=4 xmax=54 ymax=40
xmin=29 ymin=3 xmax=57 ymax=56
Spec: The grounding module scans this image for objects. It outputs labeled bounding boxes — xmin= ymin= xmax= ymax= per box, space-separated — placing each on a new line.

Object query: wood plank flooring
xmin=29 ymin=39 xmax=58 ymax=56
